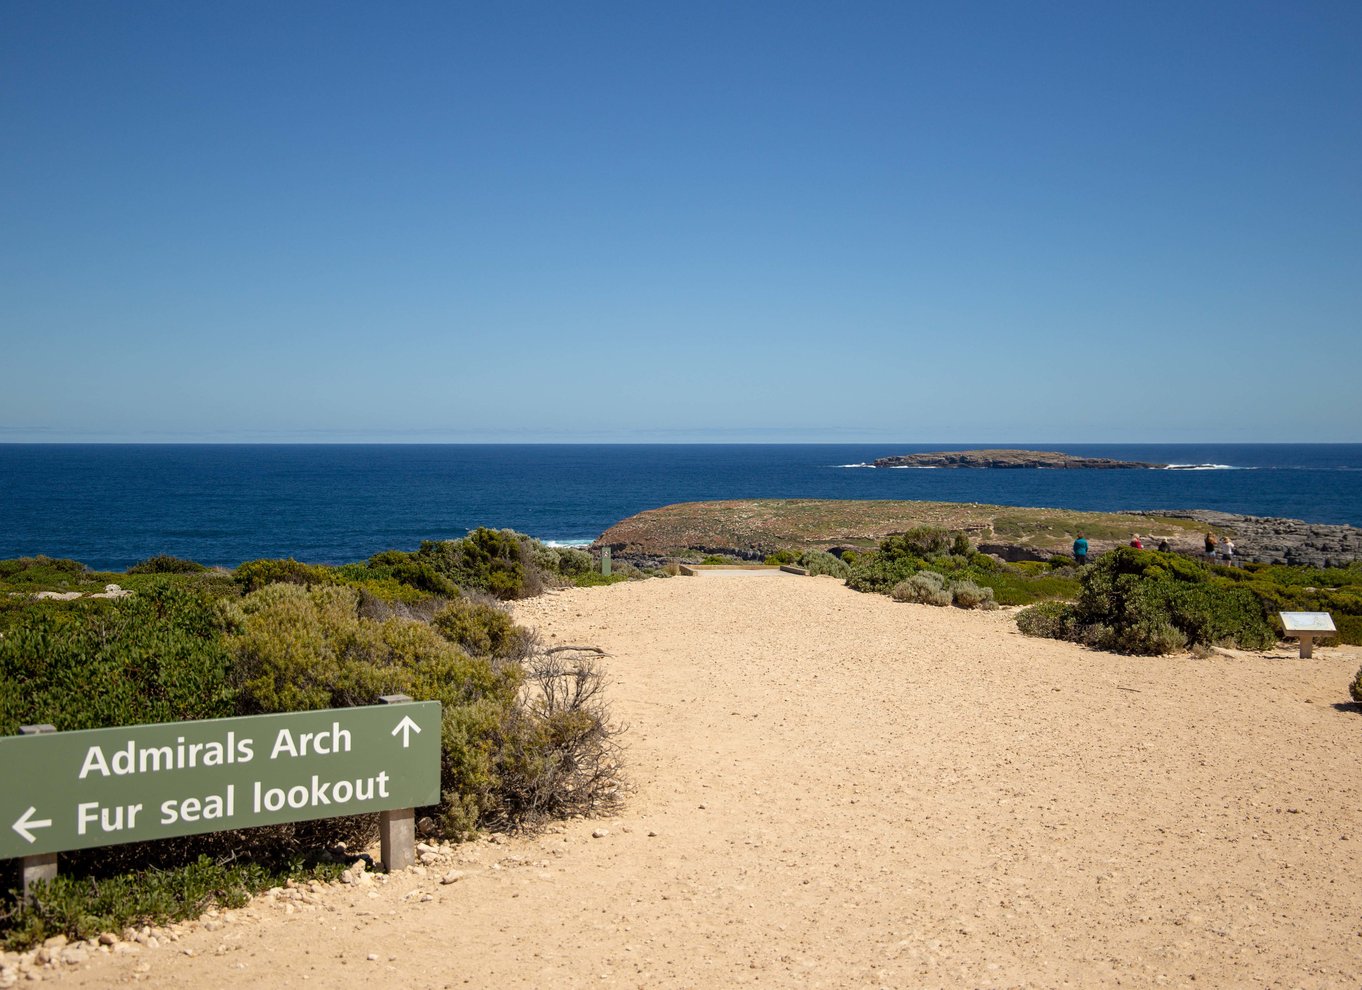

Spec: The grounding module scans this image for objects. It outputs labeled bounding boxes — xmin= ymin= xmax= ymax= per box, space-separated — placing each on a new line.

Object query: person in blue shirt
xmin=1073 ymin=533 xmax=1089 ymax=566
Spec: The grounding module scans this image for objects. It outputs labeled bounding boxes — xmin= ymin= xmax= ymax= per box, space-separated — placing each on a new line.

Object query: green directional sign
xmin=1 ymin=702 xmax=441 ymax=859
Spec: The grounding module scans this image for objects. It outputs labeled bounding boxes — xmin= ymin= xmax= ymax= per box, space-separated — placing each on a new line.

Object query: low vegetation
xmin=1014 ymin=547 xmax=1362 ymax=655
xmin=0 ymin=531 xmax=623 ymax=948
xmin=844 ymin=527 xmax=1076 ymax=608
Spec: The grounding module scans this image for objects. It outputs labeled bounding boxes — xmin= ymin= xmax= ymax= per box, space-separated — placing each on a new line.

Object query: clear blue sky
xmin=3 ymin=1 xmax=1359 ymax=442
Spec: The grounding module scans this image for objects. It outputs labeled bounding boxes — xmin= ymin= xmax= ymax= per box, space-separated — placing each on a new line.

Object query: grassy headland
xmin=595 ymin=498 xmax=1211 ymax=560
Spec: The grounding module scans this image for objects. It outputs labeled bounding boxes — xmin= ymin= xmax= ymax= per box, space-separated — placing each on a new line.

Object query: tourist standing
xmin=1222 ymin=537 xmax=1235 ymax=567
xmin=1073 ymin=533 xmax=1088 ymax=566
xmin=1204 ymin=532 xmax=1217 ymax=559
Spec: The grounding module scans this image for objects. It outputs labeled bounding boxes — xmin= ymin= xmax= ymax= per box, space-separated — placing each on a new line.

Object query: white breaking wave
xmin=1164 ymin=464 xmax=1247 ymax=471
xmin=541 ymin=538 xmax=595 ymax=548
xmin=837 ymin=463 xmax=875 ymax=468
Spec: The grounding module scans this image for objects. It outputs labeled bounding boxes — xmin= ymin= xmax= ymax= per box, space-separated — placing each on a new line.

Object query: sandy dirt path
xmin=50 ymin=571 xmax=1362 ymax=988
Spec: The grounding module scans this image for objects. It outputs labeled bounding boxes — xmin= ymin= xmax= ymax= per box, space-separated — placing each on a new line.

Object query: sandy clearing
xmin=49 ymin=571 xmax=1362 ymax=989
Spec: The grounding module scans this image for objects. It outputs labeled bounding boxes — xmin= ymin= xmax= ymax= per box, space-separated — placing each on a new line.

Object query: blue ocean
xmin=2 ymin=444 xmax=1361 ymax=571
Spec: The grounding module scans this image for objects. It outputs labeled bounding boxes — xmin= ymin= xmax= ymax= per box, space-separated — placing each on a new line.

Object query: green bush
xmin=891 ymin=571 xmax=951 ymax=606
xmin=973 ymin=571 xmax=1080 ymax=606
xmin=950 ymin=580 xmax=996 ymax=610
xmin=798 ymin=550 xmax=850 ymax=580
xmin=0 ymin=581 xmax=238 ymax=735
xmin=227 ymin=582 xmax=521 ymax=834
xmin=126 ymin=555 xmax=207 ymax=575
xmin=432 ymin=598 xmax=533 ymax=662
xmin=233 ymin=558 xmax=338 ymax=594
xmin=1015 ymin=601 xmax=1074 ymax=639
xmin=1050 ymin=547 xmax=1275 ymax=654
xmin=881 ymin=527 xmax=953 ymax=559
xmin=1350 ymin=667 xmax=1362 ymax=704
xmin=763 ymin=549 xmax=799 ymax=566
xmin=338 ymin=551 xmax=460 ymax=598
xmin=847 ymin=531 xmax=1067 ymax=606
xmin=554 ymin=547 xmax=594 ymax=578
xmin=847 ymin=552 xmax=921 ymax=594
xmin=4 ymin=854 xmax=340 ymax=951
xmin=413 ymin=529 xmax=542 ymax=599
xmin=0 ymin=556 xmax=96 ymax=591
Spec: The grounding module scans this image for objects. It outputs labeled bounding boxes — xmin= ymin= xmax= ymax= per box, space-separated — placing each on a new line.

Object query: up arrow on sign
xmin=13 ymin=806 xmax=53 ymax=844
xmin=391 ymin=715 xmax=422 ymax=748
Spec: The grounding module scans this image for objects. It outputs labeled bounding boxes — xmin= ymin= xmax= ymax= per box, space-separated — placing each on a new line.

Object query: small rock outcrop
xmin=1136 ymin=510 xmax=1362 ymax=569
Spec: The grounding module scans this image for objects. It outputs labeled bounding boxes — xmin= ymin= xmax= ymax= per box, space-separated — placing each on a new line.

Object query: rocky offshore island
xmin=872 ymin=448 xmax=1166 ymax=469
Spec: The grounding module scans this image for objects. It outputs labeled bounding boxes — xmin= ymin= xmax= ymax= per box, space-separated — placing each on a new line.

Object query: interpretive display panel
xmin=1279 ymin=612 xmax=1337 ymax=634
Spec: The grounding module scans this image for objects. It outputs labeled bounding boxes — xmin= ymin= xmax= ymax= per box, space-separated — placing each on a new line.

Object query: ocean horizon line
xmin=3 ymin=440 xmax=1360 ymax=448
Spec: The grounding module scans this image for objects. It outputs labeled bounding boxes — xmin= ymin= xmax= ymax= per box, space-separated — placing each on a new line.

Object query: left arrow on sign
xmin=13 ymin=807 xmax=53 ymax=844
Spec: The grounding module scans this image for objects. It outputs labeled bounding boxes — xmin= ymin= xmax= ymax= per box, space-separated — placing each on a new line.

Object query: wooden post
xmin=19 ymin=724 xmax=58 ymax=901
xmin=377 ymin=695 xmax=417 ymax=872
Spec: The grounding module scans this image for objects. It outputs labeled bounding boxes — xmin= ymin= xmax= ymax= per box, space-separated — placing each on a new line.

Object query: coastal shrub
xmin=1015 ymin=601 xmax=1074 ymax=639
xmin=487 ymin=649 xmax=622 ymax=827
xmin=950 ymin=580 xmax=995 ymax=610
xmin=233 ymin=558 xmax=338 ymax=593
xmin=0 ymin=581 xmax=237 ymax=735
xmin=554 ymin=547 xmax=594 ymax=578
xmin=344 ymin=575 xmax=445 ymax=610
xmin=127 ymin=554 xmax=207 ymax=575
xmin=3 ymin=854 xmax=340 ymax=951
xmin=847 ymin=552 xmax=920 ymax=595
xmin=226 ymin=582 xmax=523 ymax=835
xmin=0 ymin=555 xmax=93 ymax=590
xmin=225 ymin=582 xmax=619 ymax=837
xmin=976 ymin=571 xmax=1081 ymax=606
xmin=881 ymin=527 xmax=953 ymax=559
xmin=339 ymin=550 xmax=460 ymax=597
xmin=890 ymin=571 xmax=951 ymax=606
xmin=764 ymin=549 xmax=799 ymax=566
xmin=798 ymin=550 xmax=850 ymax=579
xmin=229 ymin=584 xmax=506 ymax=712
xmin=432 ymin=597 xmax=534 ymax=662
xmin=1165 ymin=583 xmax=1276 ymax=650
xmin=847 ymin=530 xmax=1067 ymax=605
xmin=1350 ymin=667 xmax=1362 ymax=705
xmin=412 ymin=528 xmax=572 ymax=600
xmin=1049 ymin=547 xmax=1276 ymax=654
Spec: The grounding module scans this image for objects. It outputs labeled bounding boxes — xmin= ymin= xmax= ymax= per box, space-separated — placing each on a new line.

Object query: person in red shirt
xmin=1129 ymin=534 xmax=1143 ymax=549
